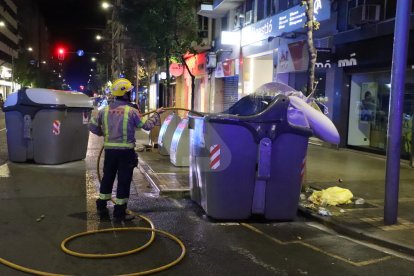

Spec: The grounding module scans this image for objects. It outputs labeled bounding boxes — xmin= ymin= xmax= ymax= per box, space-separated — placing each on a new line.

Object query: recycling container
xmin=158 ymin=113 xmax=180 ymax=156
xmin=3 ymin=88 xmax=93 ymax=164
xmin=170 ymin=118 xmax=190 ymax=167
xmin=189 ymin=82 xmax=313 ymax=220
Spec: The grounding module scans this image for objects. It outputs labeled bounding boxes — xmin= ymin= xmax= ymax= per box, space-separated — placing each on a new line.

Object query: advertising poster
xmin=222 ymin=60 xmax=235 ymax=77
xmin=215 ymin=62 xmax=224 ymax=78
xmin=276 ymin=41 xmax=308 ymax=73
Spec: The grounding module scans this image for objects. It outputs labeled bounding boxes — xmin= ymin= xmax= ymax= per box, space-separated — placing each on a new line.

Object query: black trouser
xmin=100 ymin=149 xmax=138 ymax=201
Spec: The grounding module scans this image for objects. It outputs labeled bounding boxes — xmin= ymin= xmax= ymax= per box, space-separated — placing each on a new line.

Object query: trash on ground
xmin=318 ymin=207 xmax=332 ymax=216
xmin=297 ymin=269 xmax=308 ymax=275
xmin=300 ymin=202 xmax=316 ymax=210
xmin=305 ymin=186 xmax=314 ymax=193
xmin=339 ymin=209 xmax=345 ymax=213
xmin=308 ymin=186 xmax=353 ymax=206
xmin=300 ymin=193 xmax=307 ymax=200
xmin=355 ymin=198 xmax=365 ymax=205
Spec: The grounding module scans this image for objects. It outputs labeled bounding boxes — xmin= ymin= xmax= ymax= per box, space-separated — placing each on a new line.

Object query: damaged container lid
xmin=4 ymin=88 xmax=93 ymax=109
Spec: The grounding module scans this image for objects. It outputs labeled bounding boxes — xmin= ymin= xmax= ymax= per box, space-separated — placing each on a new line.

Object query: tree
xmin=13 ymin=48 xmax=62 ymax=89
xmin=119 ymin=0 xmax=199 ymax=106
xmin=13 ymin=50 xmax=37 ymax=87
xmin=303 ymin=0 xmax=320 ymax=97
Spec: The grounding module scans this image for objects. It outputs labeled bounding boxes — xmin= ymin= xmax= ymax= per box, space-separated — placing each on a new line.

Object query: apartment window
xmin=273 ymin=0 xmax=281 ymax=14
xmin=221 ymin=15 xmax=228 ymax=31
xmin=257 ymin=0 xmax=265 ymax=20
xmin=265 ymin=0 xmax=272 ymax=16
xmin=245 ymin=0 xmax=253 ymax=11
xmin=244 ymin=0 xmax=254 ymax=25
xmin=198 ymin=15 xmax=208 ymax=38
xmin=385 ymin=0 xmax=396 ymax=19
xmin=259 ymin=0 xmax=276 ymax=19
xmin=287 ymin=0 xmax=300 ymax=8
xmin=347 ymin=0 xmax=385 ymax=29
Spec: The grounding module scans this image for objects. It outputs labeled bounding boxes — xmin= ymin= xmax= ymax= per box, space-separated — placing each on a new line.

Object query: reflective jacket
xmin=89 ymin=100 xmax=160 ymax=149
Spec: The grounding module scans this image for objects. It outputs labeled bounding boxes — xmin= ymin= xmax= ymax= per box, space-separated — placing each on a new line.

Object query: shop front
xmin=213 ymin=57 xmax=241 ymax=111
xmin=336 ymin=33 xmax=414 ymax=158
xmin=183 ymin=53 xmax=209 ymax=112
xmin=236 ymin=0 xmax=332 ymax=107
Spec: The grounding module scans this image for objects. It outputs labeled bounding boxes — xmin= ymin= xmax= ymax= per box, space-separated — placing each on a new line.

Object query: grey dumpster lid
xmin=4 ymin=88 xmax=93 ymax=108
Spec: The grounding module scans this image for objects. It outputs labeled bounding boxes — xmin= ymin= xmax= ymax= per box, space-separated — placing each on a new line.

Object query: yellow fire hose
xmin=139 ymin=106 xmax=204 ymax=117
xmin=0 ymin=107 xmax=201 ymax=275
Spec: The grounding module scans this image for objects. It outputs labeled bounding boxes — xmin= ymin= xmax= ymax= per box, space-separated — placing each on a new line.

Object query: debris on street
xmin=355 ymin=198 xmax=365 ymax=205
xmin=318 ymin=207 xmax=332 ymax=216
xmin=308 ymin=186 xmax=353 ymax=206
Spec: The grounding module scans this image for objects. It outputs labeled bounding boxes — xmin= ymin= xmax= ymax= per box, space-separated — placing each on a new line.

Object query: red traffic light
xmin=56 ymin=46 xmax=67 ymax=60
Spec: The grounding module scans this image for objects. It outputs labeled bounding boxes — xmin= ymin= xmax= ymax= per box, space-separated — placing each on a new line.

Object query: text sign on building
xmin=241 ymin=0 xmax=330 ymax=46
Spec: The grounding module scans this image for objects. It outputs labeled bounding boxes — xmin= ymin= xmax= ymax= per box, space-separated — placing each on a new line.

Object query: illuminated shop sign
xmin=241 ymin=0 xmax=330 ymax=46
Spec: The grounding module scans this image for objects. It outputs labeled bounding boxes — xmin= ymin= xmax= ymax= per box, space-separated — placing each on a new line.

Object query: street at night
xmin=0 ymin=114 xmax=414 ymax=275
xmin=1 ymin=0 xmax=414 ymax=275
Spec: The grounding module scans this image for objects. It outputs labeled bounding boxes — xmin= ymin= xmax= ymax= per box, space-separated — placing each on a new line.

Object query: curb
xmin=298 ymin=206 xmax=414 ymax=256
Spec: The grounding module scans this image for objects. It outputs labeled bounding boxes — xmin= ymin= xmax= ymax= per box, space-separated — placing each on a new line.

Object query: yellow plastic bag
xmin=309 ymin=186 xmax=353 ymax=206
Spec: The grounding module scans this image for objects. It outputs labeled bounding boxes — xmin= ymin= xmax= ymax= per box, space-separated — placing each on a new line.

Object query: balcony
xmin=198 ymin=0 xmax=244 ymax=18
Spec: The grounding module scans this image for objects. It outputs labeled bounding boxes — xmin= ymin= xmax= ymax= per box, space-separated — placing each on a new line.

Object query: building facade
xmin=197 ymin=0 xmax=414 ymax=160
xmin=334 ymin=0 xmax=414 ymax=158
xmin=0 ymin=0 xmax=18 ymax=98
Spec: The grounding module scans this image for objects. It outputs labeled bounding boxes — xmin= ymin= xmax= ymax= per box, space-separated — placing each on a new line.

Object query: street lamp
xmin=96 ymin=35 xmax=103 ymax=41
xmin=101 ymin=2 xmax=112 ymax=9
xmin=91 ymin=57 xmax=96 ymax=62
xmin=0 ymin=21 xmax=5 ymax=27
xmin=28 ymin=47 xmax=33 ymax=52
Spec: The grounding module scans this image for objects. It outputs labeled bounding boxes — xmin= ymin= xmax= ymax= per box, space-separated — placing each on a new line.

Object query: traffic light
xmin=56 ymin=46 xmax=66 ymax=60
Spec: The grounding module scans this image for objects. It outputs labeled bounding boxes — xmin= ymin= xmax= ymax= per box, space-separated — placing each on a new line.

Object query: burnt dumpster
xmin=189 ymin=82 xmax=314 ymax=220
xmin=4 ymin=88 xmax=93 ymax=164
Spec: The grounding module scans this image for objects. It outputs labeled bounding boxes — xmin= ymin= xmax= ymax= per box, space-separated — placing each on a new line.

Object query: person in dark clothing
xmin=89 ymin=78 xmax=164 ymax=221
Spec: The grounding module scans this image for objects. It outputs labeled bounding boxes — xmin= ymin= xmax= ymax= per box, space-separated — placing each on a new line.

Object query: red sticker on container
xmin=52 ymin=120 xmax=61 ymax=135
xmin=209 ymin=144 xmax=221 ymax=170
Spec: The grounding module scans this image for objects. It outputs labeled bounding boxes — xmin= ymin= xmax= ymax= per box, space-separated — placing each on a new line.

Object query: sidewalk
xmin=136 ymin=130 xmax=414 ymax=256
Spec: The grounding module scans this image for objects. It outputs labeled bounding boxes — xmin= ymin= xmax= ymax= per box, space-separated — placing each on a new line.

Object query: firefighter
xmin=89 ymin=78 xmax=164 ymax=221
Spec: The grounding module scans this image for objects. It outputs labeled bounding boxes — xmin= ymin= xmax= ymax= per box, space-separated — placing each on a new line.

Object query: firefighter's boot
xmin=113 ymin=204 xmax=135 ymax=222
xmin=96 ymin=199 xmax=110 ymax=220
xmin=96 ymin=199 xmax=109 ymax=213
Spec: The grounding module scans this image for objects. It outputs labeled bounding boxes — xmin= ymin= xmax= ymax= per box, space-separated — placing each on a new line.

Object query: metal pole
xmin=384 ymin=0 xmax=412 ymax=225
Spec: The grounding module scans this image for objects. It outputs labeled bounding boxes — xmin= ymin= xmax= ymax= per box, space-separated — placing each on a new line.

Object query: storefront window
xmin=347 ymin=70 xmax=414 ymax=158
xmin=314 ymin=71 xmax=328 ymax=113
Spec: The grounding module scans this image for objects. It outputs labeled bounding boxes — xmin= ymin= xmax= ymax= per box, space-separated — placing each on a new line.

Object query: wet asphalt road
xmin=0 ymin=114 xmax=414 ymax=275
xmin=0 ymin=112 xmax=8 ymax=164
